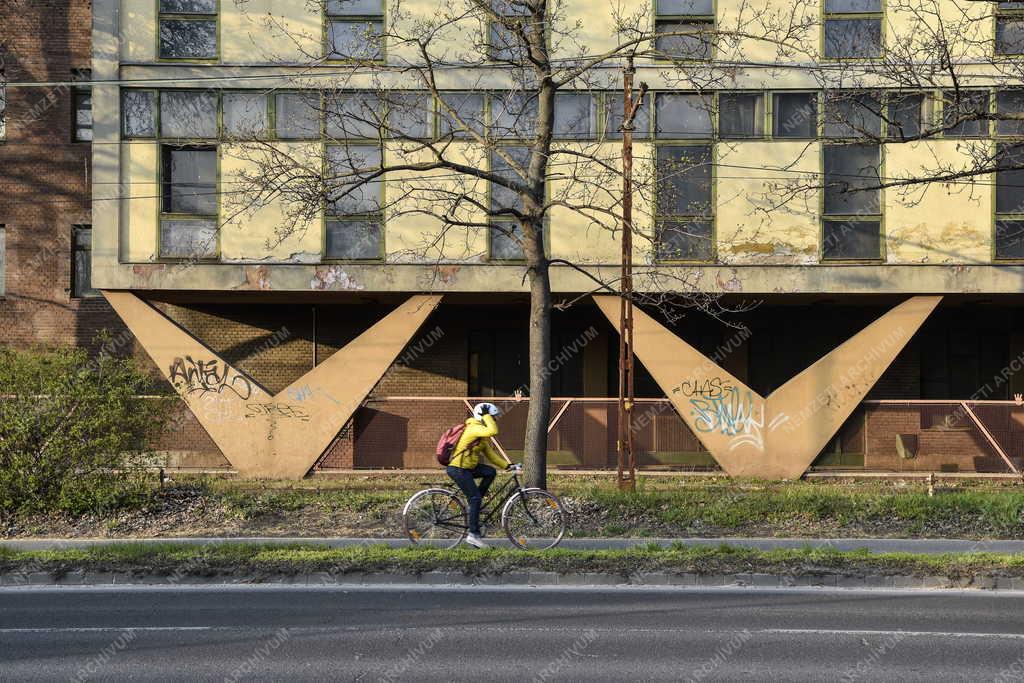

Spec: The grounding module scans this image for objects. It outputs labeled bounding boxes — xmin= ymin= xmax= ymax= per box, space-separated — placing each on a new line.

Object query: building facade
xmin=77 ymin=0 xmax=1024 ymax=477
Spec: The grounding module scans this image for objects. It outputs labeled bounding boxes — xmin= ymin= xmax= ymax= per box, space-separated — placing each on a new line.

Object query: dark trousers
xmin=446 ymin=464 xmax=497 ymax=535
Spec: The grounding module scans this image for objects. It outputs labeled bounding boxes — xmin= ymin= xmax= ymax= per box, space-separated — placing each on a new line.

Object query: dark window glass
xmin=822 ymin=220 xmax=881 ymax=260
xmin=161 ymin=90 xmax=218 ymax=138
xmin=824 ymin=92 xmax=882 ymax=138
xmin=718 ymin=93 xmax=764 ymax=138
xmin=773 ymin=92 xmax=817 ymax=138
xmin=122 ymin=90 xmax=157 ymax=138
xmin=162 ymin=146 xmax=217 ymax=215
xmin=997 ymin=90 xmax=1024 ymax=137
xmin=823 ymin=144 xmax=880 ymax=215
xmin=824 ymin=18 xmax=882 ymax=59
xmin=887 ymin=92 xmax=924 ymax=139
xmin=943 ymin=90 xmax=989 ymax=138
xmin=996 ymin=220 xmax=1024 ymax=259
xmin=996 ymin=144 xmax=1024 ymax=215
xmin=654 ymin=21 xmax=714 ymax=59
xmin=72 ymin=226 xmax=99 ymax=298
xmin=490 ymin=147 xmax=531 ymax=214
xmin=997 ymin=17 xmax=1024 ymax=55
xmin=159 ymin=19 xmax=217 ymax=60
xmin=655 ymin=220 xmax=713 ymax=260
xmin=468 ymin=330 xmax=528 ymax=397
xmin=387 ymin=92 xmax=433 ymax=139
xmin=656 ymin=145 xmax=712 ymax=217
xmin=654 ymin=93 xmax=713 ymax=138
xmin=605 ymin=93 xmax=650 ymax=139
xmin=325 ymin=220 xmax=382 ymax=260
xmin=489 ymin=222 xmax=526 ymax=260
xmin=439 ymin=93 xmax=485 ymax=139
xmin=326 ymin=145 xmax=383 ymax=215
xmin=553 ymin=93 xmax=597 ymax=138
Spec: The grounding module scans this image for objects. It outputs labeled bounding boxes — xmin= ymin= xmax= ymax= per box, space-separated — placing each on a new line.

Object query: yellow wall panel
xmin=121 ymin=0 xmax=157 ymax=62
xmin=120 ymin=141 xmax=160 ymax=262
xmin=222 ymin=0 xmax=323 ymax=64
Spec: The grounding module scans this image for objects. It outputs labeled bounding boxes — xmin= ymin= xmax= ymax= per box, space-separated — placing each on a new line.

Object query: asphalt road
xmin=3 ymin=585 xmax=1024 ymax=682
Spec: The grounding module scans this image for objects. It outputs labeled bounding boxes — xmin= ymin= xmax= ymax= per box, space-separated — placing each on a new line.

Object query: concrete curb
xmin=2 ymin=570 xmax=1023 ymax=590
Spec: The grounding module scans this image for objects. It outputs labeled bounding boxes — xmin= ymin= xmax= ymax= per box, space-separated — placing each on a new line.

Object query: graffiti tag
xmin=690 ymin=387 xmax=788 ymax=452
xmin=673 ymin=376 xmax=733 ymax=399
xmin=244 ymin=403 xmax=312 ymax=422
xmin=169 ymin=356 xmax=253 ymax=400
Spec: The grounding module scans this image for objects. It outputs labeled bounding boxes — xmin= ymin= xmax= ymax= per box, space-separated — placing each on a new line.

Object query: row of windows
xmin=120 ymin=88 xmax=1024 ymax=143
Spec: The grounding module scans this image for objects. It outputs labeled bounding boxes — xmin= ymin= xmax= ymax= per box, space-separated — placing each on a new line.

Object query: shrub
xmin=0 ymin=343 xmax=171 ymax=516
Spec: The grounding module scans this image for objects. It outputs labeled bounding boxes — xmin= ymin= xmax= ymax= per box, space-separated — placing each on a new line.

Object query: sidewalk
xmin=3 ymin=536 xmax=1022 ymax=554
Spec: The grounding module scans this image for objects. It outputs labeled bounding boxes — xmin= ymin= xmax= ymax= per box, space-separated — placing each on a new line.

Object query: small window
xmin=488 ymin=0 xmax=535 ymax=62
xmin=386 ymin=92 xmax=433 ymax=139
xmin=823 ymin=92 xmax=882 ymax=139
xmin=160 ymin=90 xmax=218 ymax=139
xmin=326 ymin=92 xmax=385 ymax=139
xmin=995 ymin=143 xmax=1024 ymax=259
xmin=654 ymin=0 xmax=715 ymax=60
xmin=438 ymin=92 xmax=485 ymax=140
xmin=275 ymin=92 xmax=322 ymax=139
xmin=553 ymin=92 xmax=597 ymax=139
xmin=325 ymin=144 xmax=383 ymax=260
xmin=72 ymin=226 xmax=99 ymax=298
xmin=655 ymin=145 xmax=713 ymax=261
xmin=997 ymin=90 xmax=1024 ymax=137
xmin=718 ymin=92 xmax=764 ymax=139
xmin=773 ymin=92 xmax=818 ymax=138
xmin=489 ymin=147 xmax=531 ymax=261
xmin=490 ymin=92 xmax=539 ymax=139
xmin=222 ymin=92 xmax=268 ymax=139
xmin=604 ymin=92 xmax=650 ymax=140
xmin=823 ymin=0 xmax=883 ymax=59
xmin=943 ymin=90 xmax=989 ymax=138
xmin=159 ymin=0 xmax=218 ymax=60
xmin=0 ymin=225 xmax=5 ymax=296
xmin=326 ymin=0 xmax=384 ymax=61
xmin=72 ymin=69 xmax=92 ymax=142
xmin=886 ymin=92 xmax=925 ymax=140
xmin=122 ymin=90 xmax=157 ymax=138
xmin=822 ymin=144 xmax=882 ymax=260
xmin=997 ymin=2 xmax=1024 ymax=55
xmin=654 ymin=92 xmax=713 ymax=139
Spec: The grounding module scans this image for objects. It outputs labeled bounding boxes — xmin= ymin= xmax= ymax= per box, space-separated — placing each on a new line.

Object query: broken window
xmin=325 ymin=144 xmax=383 ymax=260
xmin=823 ymin=0 xmax=882 ymax=59
xmin=326 ymin=0 xmax=383 ymax=61
xmin=655 ymin=145 xmax=713 ymax=260
xmin=654 ymin=0 xmax=714 ymax=60
xmin=159 ymin=0 xmax=218 ymax=60
xmin=822 ymin=144 xmax=882 ymax=260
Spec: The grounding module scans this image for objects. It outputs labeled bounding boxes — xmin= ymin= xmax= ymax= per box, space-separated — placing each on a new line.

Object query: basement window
xmin=159 ymin=0 xmax=218 ymax=60
xmin=160 ymin=145 xmax=218 ymax=259
xmin=654 ymin=0 xmax=715 ymax=60
xmin=823 ymin=0 xmax=883 ymax=59
xmin=326 ymin=0 xmax=384 ymax=61
xmin=655 ymin=145 xmax=714 ymax=261
xmin=822 ymin=144 xmax=882 ymax=260
xmin=325 ymin=145 xmax=383 ymax=260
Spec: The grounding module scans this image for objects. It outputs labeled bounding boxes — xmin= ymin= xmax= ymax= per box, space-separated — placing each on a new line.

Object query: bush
xmin=0 ymin=344 xmax=171 ymax=516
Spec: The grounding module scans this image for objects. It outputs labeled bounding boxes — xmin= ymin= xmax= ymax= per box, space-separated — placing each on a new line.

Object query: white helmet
xmin=473 ymin=402 xmax=501 ymax=419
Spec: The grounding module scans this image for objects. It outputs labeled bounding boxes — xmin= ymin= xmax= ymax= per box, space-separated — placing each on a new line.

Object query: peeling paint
xmin=311 ymin=265 xmax=364 ymax=291
xmin=716 ymin=269 xmax=743 ymax=292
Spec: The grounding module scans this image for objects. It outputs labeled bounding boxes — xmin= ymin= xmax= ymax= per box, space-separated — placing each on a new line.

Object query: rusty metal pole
xmin=617 ymin=57 xmax=639 ymax=491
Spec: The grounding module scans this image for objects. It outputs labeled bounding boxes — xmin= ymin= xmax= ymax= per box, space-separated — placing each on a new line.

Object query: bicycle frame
xmin=434 ymin=471 xmax=535 ymax=532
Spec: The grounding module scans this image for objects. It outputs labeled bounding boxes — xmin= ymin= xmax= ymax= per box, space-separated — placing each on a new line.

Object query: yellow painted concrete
xmin=222 ymin=0 xmax=323 ymax=64
xmin=120 ymin=0 xmax=157 ymax=63
xmin=120 ymin=141 xmax=160 ymax=262
xmin=103 ymin=291 xmax=443 ymax=479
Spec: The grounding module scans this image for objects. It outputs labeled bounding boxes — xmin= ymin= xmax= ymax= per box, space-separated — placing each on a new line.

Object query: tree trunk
xmin=524 ymin=257 xmax=552 ymax=489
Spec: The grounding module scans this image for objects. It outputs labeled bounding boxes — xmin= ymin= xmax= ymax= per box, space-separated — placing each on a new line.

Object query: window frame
xmin=71 ymin=69 xmax=93 ymax=143
xmin=940 ymin=89 xmax=992 ymax=139
xmin=324 ymin=0 xmax=386 ymax=63
xmin=771 ymin=91 xmax=821 ymax=139
xmin=652 ymin=0 xmax=716 ymax=62
xmin=71 ymin=225 xmax=100 ymax=299
xmin=157 ymin=0 xmax=220 ymax=63
xmin=159 ymin=88 xmax=220 ymax=141
xmin=821 ymin=0 xmax=885 ymax=61
xmin=158 ymin=143 xmax=221 ymax=261
xmin=221 ymin=90 xmax=272 ymax=140
xmin=486 ymin=0 xmax=545 ymax=64
xmin=322 ymin=142 xmax=386 ymax=262
xmin=823 ymin=90 xmax=884 ymax=140
xmin=652 ymin=142 xmax=716 ymax=263
xmin=486 ymin=145 xmax=548 ymax=263
xmin=996 ymin=2 xmax=1024 ymax=56
xmin=653 ymin=91 xmax=715 ymax=140
xmin=820 ymin=142 xmax=885 ymax=262
xmin=717 ymin=91 xmax=767 ymax=140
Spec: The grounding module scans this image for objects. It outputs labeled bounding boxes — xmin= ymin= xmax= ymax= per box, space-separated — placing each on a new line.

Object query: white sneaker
xmin=465 ymin=533 xmax=490 ymax=549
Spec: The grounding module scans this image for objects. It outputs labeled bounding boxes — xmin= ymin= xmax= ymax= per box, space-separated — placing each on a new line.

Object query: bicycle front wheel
xmin=402 ymin=489 xmax=467 ymax=549
xmin=501 ymin=489 xmax=567 ymax=550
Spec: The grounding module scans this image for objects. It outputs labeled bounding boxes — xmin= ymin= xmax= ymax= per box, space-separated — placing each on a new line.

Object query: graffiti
xmin=285 ymin=383 xmax=339 ymax=405
xmin=169 ymin=356 xmax=253 ymax=400
xmin=673 ymin=376 xmax=733 ymax=399
xmin=244 ymin=403 xmax=311 ymax=422
xmin=690 ymin=388 xmax=788 ymax=452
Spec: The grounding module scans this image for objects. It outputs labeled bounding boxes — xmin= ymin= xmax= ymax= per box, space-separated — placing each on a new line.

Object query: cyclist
xmin=447 ymin=402 xmax=517 ymax=548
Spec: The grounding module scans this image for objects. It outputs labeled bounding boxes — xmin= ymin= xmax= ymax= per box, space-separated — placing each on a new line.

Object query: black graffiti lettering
xmin=673 ymin=376 xmax=732 ymax=398
xmin=168 ymin=356 xmax=253 ymax=400
xmin=243 ymin=402 xmax=311 ymax=422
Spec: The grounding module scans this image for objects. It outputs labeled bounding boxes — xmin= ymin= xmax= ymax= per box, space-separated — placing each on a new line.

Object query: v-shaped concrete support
xmin=104 ymin=292 xmax=442 ymax=478
xmin=594 ymin=295 xmax=941 ymax=479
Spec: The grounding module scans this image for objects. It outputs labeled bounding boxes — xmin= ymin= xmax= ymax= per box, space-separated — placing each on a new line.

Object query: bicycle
xmin=402 ymin=464 xmax=568 ymax=550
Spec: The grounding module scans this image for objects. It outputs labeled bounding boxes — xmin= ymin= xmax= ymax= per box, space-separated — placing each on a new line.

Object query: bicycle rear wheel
xmin=403 ymin=489 xmax=467 ymax=549
xmin=501 ymin=489 xmax=567 ymax=550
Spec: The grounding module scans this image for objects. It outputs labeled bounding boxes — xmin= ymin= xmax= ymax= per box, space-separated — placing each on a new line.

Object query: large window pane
xmin=997 ymin=91 xmax=1024 ymax=137
xmin=553 ymin=92 xmax=597 ymax=138
xmin=997 ymin=18 xmax=1024 ymax=55
xmin=943 ymin=90 xmax=989 ymax=138
xmin=326 ymin=145 xmax=383 ymax=215
xmin=387 ymin=92 xmax=433 ymax=139
xmin=655 ymin=93 xmax=713 ymax=138
xmin=439 ymin=93 xmax=485 ymax=139
xmin=327 ymin=20 xmax=383 ymax=60
xmin=823 ymin=144 xmax=880 ymax=216
xmin=325 ymin=220 xmax=382 ymax=260
xmin=773 ymin=92 xmax=817 ymax=138
xmin=656 ymin=145 xmax=712 ymax=216
xmin=222 ymin=92 xmax=268 ymax=138
xmin=824 ymin=19 xmax=882 ymax=59
xmin=996 ymin=220 xmax=1024 ymax=259
xmin=655 ymin=220 xmax=713 ymax=260
xmin=159 ymin=219 xmax=218 ymax=259
xmin=160 ymin=91 xmax=218 ymax=138
xmin=326 ymin=92 xmax=384 ymax=139
xmin=654 ymin=21 xmax=713 ymax=60
xmin=122 ymin=90 xmax=157 ymax=138
xmin=275 ymin=93 xmax=321 ymax=139
xmin=489 ymin=222 xmax=526 ymax=260
xmin=489 ymin=20 xmax=531 ymax=62
xmin=718 ymin=93 xmax=764 ymax=138
xmin=887 ymin=92 xmax=924 ymax=139
xmin=491 ymin=92 xmax=539 ymax=139
xmin=490 ymin=147 xmax=531 ymax=213
xmin=605 ymin=93 xmax=650 ymax=139
xmin=822 ymin=220 xmax=881 ymax=260
xmin=162 ymin=147 xmax=218 ymax=215
xmin=824 ymin=93 xmax=882 ymax=139
xmin=996 ymin=144 xmax=1024 ymax=215
xmin=159 ymin=20 xmax=217 ymax=59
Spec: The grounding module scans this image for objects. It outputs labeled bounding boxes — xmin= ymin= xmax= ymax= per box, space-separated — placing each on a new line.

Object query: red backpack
xmin=436 ymin=423 xmax=478 ymax=466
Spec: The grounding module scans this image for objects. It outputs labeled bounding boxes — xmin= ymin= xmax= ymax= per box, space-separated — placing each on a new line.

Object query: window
xmin=275 ymin=92 xmax=322 ymax=139
xmin=72 ymin=69 xmax=92 ymax=142
xmin=718 ymin=92 xmax=764 ymax=139
xmin=326 ymin=92 xmax=384 ymax=139
xmin=159 ymin=0 xmax=218 ymax=60
xmin=490 ymin=92 xmax=539 ymax=139
xmin=325 ymin=145 xmax=383 ymax=260
xmin=822 ymin=144 xmax=882 ymax=260
xmin=997 ymin=90 xmax=1024 ymax=137
xmin=654 ymin=92 xmax=713 ymax=138
xmin=469 ymin=330 xmax=528 ymax=396
xmin=326 ymin=0 xmax=383 ymax=61
xmin=823 ymin=0 xmax=882 ymax=59
xmin=438 ymin=92 xmax=485 ymax=139
xmin=72 ymin=226 xmax=98 ymax=298
xmin=160 ymin=90 xmax=217 ymax=139
xmin=995 ymin=143 xmax=1024 ymax=259
xmin=654 ymin=0 xmax=714 ymax=60
xmin=122 ymin=90 xmax=157 ymax=138
xmin=553 ymin=92 xmax=597 ymax=139
xmin=222 ymin=92 xmax=269 ymax=139
xmin=997 ymin=2 xmax=1024 ymax=55
xmin=489 ymin=147 xmax=531 ymax=261
xmin=773 ymin=92 xmax=818 ymax=138
xmin=604 ymin=92 xmax=650 ymax=140
xmin=655 ymin=145 xmax=714 ymax=261
xmin=0 ymin=225 xmax=5 ymax=296
xmin=823 ymin=92 xmax=882 ymax=139
xmin=386 ymin=92 xmax=433 ymax=139
xmin=160 ymin=145 xmax=218 ymax=259
xmin=488 ymin=0 xmax=534 ymax=62
xmin=886 ymin=92 xmax=925 ymax=140
xmin=943 ymin=90 xmax=990 ymax=138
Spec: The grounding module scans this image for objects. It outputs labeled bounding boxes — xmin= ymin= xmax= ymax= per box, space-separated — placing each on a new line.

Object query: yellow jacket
xmin=448 ymin=414 xmax=506 ymax=470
